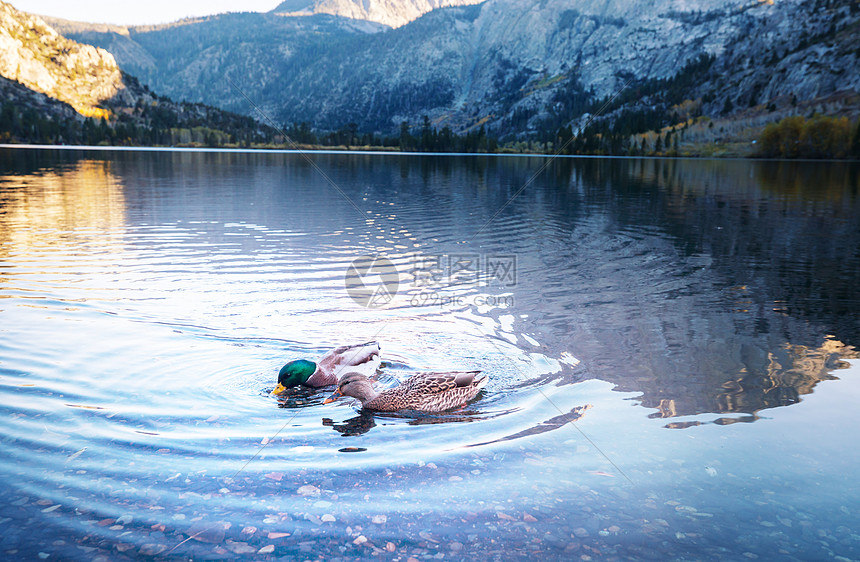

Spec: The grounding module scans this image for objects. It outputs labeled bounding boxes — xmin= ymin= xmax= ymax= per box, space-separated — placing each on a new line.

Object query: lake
xmin=1 ymin=147 xmax=859 ymax=560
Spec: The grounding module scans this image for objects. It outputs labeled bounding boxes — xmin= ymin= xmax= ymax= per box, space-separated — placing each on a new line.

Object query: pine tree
xmin=399 ymin=121 xmax=413 ymax=151
xmin=420 ymin=115 xmax=433 ymax=151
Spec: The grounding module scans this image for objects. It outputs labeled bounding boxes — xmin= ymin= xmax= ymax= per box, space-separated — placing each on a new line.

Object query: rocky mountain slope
xmin=0 ymin=1 xmax=276 ymax=146
xmin=23 ymin=0 xmax=860 ymax=148
xmin=47 ymin=12 xmax=386 ymax=117
xmin=275 ymin=0 xmax=860 ymax=139
xmin=0 ymin=2 xmax=125 ymax=118
xmin=271 ymin=0 xmax=483 ymax=28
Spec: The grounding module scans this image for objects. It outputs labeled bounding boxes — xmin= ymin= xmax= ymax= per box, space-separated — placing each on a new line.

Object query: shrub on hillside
xmin=759 ymin=115 xmax=856 ymax=158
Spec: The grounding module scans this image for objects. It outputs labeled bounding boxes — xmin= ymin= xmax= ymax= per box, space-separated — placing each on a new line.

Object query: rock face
xmin=0 ymin=72 xmax=78 ymax=121
xmin=0 ymin=2 xmax=277 ymax=147
xmin=50 ymin=12 xmax=387 ymax=117
xmin=42 ymin=17 xmax=158 ymax=80
xmin=27 ymin=0 xmax=860 ymax=138
xmin=266 ymin=0 xmax=860 ymax=134
xmin=271 ymin=0 xmax=484 ymax=28
xmin=0 ymin=1 xmax=126 ymax=116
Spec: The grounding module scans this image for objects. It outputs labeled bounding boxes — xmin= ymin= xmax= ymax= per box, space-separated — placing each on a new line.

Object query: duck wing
xmin=402 ymin=370 xmax=485 ymax=394
xmin=319 ymin=341 xmax=381 ymax=376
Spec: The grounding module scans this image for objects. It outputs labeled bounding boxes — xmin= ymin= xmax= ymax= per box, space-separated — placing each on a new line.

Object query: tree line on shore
xmin=0 ymin=99 xmax=274 ymax=148
xmin=0 ymin=100 xmax=497 ymax=153
xmin=1 ymin=98 xmax=858 ymax=159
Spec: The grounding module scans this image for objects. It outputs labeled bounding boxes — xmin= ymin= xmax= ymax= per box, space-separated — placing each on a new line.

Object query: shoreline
xmin=2 ymin=143 xmax=856 ymax=163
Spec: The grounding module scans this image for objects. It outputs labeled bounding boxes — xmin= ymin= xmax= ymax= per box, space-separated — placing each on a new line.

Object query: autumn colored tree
xmin=759 ymin=115 xmax=856 ymax=158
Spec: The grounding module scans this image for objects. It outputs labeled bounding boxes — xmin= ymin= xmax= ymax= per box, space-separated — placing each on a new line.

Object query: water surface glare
xmin=1 ymin=148 xmax=859 ymax=560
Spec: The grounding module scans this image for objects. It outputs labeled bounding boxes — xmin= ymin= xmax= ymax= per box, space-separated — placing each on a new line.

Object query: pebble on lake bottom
xmin=297 ymin=485 xmax=320 ymax=497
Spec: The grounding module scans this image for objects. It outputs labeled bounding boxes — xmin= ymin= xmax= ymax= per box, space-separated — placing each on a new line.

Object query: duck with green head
xmin=272 ymin=341 xmax=380 ymax=395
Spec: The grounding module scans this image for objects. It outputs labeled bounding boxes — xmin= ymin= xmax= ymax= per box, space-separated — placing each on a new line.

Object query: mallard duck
xmin=323 ymin=370 xmax=487 ymax=412
xmin=272 ymin=342 xmax=380 ymax=395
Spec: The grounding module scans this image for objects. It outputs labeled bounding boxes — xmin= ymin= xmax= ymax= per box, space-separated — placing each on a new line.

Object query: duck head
xmin=272 ymin=359 xmax=316 ymax=395
xmin=323 ymin=372 xmax=377 ymax=405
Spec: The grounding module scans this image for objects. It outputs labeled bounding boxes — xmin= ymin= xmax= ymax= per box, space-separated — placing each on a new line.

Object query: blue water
xmin=0 ymin=148 xmax=858 ymax=560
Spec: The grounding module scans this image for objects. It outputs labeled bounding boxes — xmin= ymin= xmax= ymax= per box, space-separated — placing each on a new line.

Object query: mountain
xmin=270 ymin=0 xmax=484 ymax=28
xmin=46 ymin=12 xmax=386 ymax=118
xmin=270 ymin=0 xmax=860 ymax=140
xmin=39 ymin=18 xmax=158 ymax=83
xmin=0 ymin=2 xmax=126 ymax=118
xmin=0 ymin=1 xmax=276 ymax=146
xmin=14 ymin=0 xmax=860 ymax=155
xmin=50 ymin=0 xmax=860 ymax=146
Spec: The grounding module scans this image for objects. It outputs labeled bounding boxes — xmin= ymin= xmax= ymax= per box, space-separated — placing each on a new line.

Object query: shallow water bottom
xmin=4 ymin=364 xmax=859 ymax=561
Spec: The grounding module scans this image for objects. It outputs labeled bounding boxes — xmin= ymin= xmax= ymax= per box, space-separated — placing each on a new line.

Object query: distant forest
xmin=2 ymin=69 xmax=858 ymax=159
xmin=0 ymin=100 xmax=498 ymax=153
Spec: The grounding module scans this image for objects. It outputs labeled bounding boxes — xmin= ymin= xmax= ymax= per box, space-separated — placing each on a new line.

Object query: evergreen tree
xmin=399 ymin=121 xmax=414 ymax=151
xmin=420 ymin=115 xmax=434 ymax=151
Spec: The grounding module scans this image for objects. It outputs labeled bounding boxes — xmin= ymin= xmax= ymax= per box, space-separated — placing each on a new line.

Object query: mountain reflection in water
xmin=484 ymin=157 xmax=860 ymax=423
xmin=1 ymin=151 xmax=857 ymax=429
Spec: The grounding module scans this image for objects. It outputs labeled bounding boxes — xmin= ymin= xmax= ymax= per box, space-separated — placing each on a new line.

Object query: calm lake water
xmin=1 ymin=147 xmax=859 ymax=560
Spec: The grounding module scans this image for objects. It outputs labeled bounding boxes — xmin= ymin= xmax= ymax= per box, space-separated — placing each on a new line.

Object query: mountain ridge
xmin=50 ymin=0 xmax=860 ymax=144
xmin=7 ymin=0 xmax=860 ymax=155
xmin=270 ymin=0 xmax=484 ymax=28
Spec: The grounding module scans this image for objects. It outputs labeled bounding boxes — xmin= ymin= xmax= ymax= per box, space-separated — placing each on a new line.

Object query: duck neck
xmin=305 ymin=363 xmax=334 ymax=386
xmin=350 ymin=381 xmax=380 ymax=405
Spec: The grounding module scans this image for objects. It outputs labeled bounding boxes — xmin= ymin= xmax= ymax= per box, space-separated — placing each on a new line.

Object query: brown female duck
xmin=324 ymin=370 xmax=487 ymax=412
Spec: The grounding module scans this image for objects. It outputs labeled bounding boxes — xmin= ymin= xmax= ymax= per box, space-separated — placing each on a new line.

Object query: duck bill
xmin=323 ymin=388 xmax=342 ymax=404
xmin=271 ymin=383 xmax=287 ymax=395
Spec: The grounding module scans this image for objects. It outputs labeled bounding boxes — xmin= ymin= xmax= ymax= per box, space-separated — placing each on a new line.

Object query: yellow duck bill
xmin=271 ymin=383 xmax=287 ymax=395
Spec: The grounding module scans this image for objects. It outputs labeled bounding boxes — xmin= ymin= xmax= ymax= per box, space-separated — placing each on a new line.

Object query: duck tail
xmin=469 ymin=372 xmax=488 ymax=390
xmin=344 ymin=341 xmax=381 ymax=366
xmin=451 ymin=370 xmax=484 ymax=387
